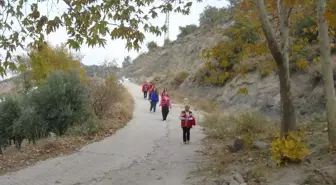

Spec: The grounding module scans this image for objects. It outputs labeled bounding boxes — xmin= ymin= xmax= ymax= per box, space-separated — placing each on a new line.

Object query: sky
xmin=0 ymin=0 xmax=229 ymax=80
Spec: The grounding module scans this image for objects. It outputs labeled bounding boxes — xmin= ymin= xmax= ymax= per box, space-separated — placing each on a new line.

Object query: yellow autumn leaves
xmin=28 ymin=43 xmax=87 ymax=85
xmin=270 ymin=131 xmax=309 ymax=165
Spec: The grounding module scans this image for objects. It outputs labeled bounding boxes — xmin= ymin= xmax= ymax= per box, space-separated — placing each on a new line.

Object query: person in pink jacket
xmin=159 ymin=92 xmax=172 ymax=121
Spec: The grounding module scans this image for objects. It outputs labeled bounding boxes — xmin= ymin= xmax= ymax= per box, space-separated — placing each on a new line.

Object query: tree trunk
xmin=253 ymin=0 xmax=296 ymax=137
xmin=278 ymin=63 xmax=296 ymax=134
xmin=317 ymin=0 xmax=336 ymax=145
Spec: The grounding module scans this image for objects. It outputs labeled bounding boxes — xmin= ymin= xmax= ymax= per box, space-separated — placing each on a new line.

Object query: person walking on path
xmin=161 ymin=88 xmax=167 ymax=97
xmin=148 ymin=82 xmax=154 ymax=100
xmin=159 ymin=92 xmax=171 ymax=121
xmin=180 ymin=105 xmax=196 ymax=144
xmin=149 ymin=87 xmax=159 ymax=114
xmin=142 ymin=82 xmax=149 ymax=99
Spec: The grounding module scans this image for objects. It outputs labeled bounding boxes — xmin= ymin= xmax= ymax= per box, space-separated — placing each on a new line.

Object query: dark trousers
xmin=162 ymin=106 xmax=169 ymax=120
xmin=182 ymin=127 xmax=191 ymax=142
xmin=143 ymin=91 xmax=148 ymax=99
xmin=150 ymin=101 xmax=158 ymax=112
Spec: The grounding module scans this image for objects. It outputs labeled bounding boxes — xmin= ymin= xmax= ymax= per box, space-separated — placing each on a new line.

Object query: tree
xmin=0 ymin=0 xmax=199 ymax=76
xmin=199 ymin=6 xmax=233 ymax=26
xmin=147 ymin=41 xmax=158 ymax=51
xmin=28 ymin=43 xmax=87 ymax=84
xmin=178 ymin=24 xmax=198 ymax=38
xmin=122 ymin=56 xmax=132 ymax=68
xmin=317 ymin=0 xmax=336 ymax=145
xmin=11 ymin=56 xmax=33 ymax=94
xmin=251 ymin=0 xmax=297 ymax=137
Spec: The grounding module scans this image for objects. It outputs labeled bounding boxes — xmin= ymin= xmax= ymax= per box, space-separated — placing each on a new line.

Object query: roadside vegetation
xmin=0 ymin=43 xmax=133 ymax=174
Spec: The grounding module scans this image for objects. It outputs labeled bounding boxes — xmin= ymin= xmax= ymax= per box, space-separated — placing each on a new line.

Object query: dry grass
xmin=0 ymin=86 xmax=134 ymax=175
xmin=202 ymin=109 xmax=278 ymax=143
xmin=169 ymin=90 xmax=217 ymax=112
xmin=194 ymin=109 xmax=278 ymax=180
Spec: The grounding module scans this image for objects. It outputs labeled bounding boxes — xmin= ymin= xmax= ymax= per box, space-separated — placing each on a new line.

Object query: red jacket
xmin=142 ymin=83 xmax=149 ymax=92
xmin=180 ymin=111 xmax=196 ymax=128
xmin=160 ymin=95 xmax=171 ymax=108
xmin=148 ymin=84 xmax=154 ymax=92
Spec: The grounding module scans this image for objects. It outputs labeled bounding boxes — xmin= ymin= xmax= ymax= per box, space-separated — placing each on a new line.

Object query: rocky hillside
xmin=121 ymin=23 xmax=335 ymax=122
xmin=121 ymin=24 xmax=230 ymax=79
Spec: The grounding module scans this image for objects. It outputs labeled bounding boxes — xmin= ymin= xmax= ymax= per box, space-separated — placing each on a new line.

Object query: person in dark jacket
xmin=149 ymin=87 xmax=159 ymax=114
xmin=180 ymin=105 xmax=196 ymax=144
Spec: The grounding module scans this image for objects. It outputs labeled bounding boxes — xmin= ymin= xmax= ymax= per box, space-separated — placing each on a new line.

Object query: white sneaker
xmin=154 ymin=112 xmax=156 ymax=115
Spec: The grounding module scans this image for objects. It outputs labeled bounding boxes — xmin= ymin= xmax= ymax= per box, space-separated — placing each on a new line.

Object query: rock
xmin=228 ymin=138 xmax=244 ymax=153
xmin=253 ymin=141 xmax=270 ymax=149
xmin=48 ymin=132 xmax=56 ymax=140
xmin=233 ymin=172 xmax=245 ymax=183
xmin=221 ymin=181 xmax=229 ymax=185
xmin=222 ymin=175 xmax=234 ymax=182
xmin=213 ymin=179 xmax=228 ymax=185
xmin=240 ymin=183 xmax=248 ymax=185
xmin=229 ymin=180 xmax=240 ymax=185
xmin=248 ymin=158 xmax=253 ymax=162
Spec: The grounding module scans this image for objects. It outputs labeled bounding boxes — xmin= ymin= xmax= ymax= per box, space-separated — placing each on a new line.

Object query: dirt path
xmin=0 ymin=82 xmax=204 ymax=185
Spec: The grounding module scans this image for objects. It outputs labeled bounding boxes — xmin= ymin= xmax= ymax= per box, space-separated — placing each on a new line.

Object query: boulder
xmin=233 ymin=172 xmax=245 ymax=183
xmin=253 ymin=141 xmax=270 ymax=149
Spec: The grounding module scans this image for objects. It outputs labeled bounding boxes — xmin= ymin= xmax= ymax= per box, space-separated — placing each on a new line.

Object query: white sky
xmin=0 ymin=0 xmax=229 ymax=80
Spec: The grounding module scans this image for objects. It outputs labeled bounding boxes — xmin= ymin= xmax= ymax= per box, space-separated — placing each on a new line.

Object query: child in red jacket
xmin=142 ymin=82 xmax=149 ymax=99
xmin=159 ymin=92 xmax=171 ymax=121
xmin=180 ymin=105 xmax=196 ymax=144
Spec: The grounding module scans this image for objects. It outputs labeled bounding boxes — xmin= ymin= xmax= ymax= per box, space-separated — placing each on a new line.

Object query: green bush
xmin=294 ymin=16 xmax=318 ymax=43
xmin=0 ymin=94 xmax=22 ymax=150
xmin=29 ymin=70 xmax=91 ymax=135
xmin=178 ymin=24 xmax=198 ymax=38
xmin=164 ymin=39 xmax=171 ymax=46
xmin=199 ymin=6 xmax=233 ymax=26
xmin=66 ymin=118 xmax=98 ymax=136
xmin=147 ymin=41 xmax=158 ymax=51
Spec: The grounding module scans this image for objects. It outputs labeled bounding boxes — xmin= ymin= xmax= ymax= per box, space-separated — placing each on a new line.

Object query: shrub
xmin=270 ymin=131 xmax=309 ymax=165
xmin=13 ymin=104 xmax=47 ymax=145
xmin=66 ymin=118 xmax=98 ymax=136
xmin=199 ymin=6 xmax=233 ymax=26
xmin=147 ymin=41 xmax=158 ymax=51
xmin=294 ymin=16 xmax=318 ymax=43
xmin=29 ymin=70 xmax=91 ymax=135
xmin=164 ymin=39 xmax=171 ymax=46
xmin=202 ymin=110 xmax=276 ymax=143
xmin=0 ymin=94 xmax=22 ymax=150
xmin=173 ymin=71 xmax=189 ymax=86
xmin=151 ymin=75 xmax=161 ymax=84
xmin=178 ymin=24 xmax=198 ymax=38
xmin=87 ymin=74 xmax=121 ymax=119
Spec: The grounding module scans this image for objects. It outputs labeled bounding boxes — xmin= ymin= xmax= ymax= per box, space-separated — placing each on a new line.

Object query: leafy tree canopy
xmin=147 ymin=41 xmax=158 ymax=51
xmin=27 ymin=43 xmax=87 ymax=85
xmin=0 ymin=0 xmax=201 ymax=76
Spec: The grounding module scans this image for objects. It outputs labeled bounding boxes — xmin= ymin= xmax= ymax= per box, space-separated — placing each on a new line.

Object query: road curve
xmin=0 ymin=82 xmax=204 ymax=185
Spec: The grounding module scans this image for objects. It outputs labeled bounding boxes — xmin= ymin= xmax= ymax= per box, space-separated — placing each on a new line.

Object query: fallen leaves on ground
xmin=0 ymin=119 xmax=130 ymax=175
